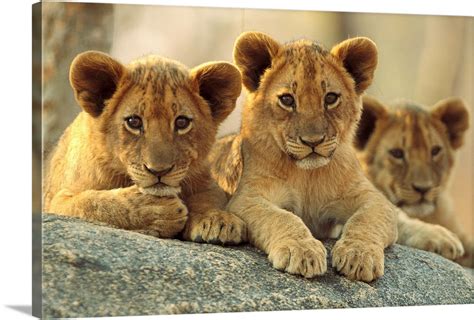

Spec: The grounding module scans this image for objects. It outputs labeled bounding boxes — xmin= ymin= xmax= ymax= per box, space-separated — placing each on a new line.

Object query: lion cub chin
xmin=210 ymin=32 xmax=398 ymax=282
xmin=355 ymin=96 xmax=471 ymax=266
xmin=44 ymin=51 xmax=247 ymax=244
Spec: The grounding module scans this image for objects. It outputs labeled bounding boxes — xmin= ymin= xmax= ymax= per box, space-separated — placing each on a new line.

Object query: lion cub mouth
xmin=140 ymin=183 xmax=181 ymax=197
xmin=294 ymin=153 xmax=333 ymax=170
xmin=286 ymin=136 xmax=337 ymax=170
xmin=397 ymin=199 xmax=436 ymax=218
xmin=147 ymin=181 xmax=172 ymax=189
xmin=128 ymin=163 xmax=188 ymax=197
xmin=140 ymin=176 xmax=184 ymax=197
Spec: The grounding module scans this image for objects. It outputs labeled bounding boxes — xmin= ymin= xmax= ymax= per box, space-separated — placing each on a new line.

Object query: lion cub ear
xmin=190 ymin=62 xmax=242 ymax=125
xmin=233 ymin=31 xmax=281 ymax=92
xmin=69 ymin=51 xmax=125 ymax=117
xmin=431 ymin=97 xmax=470 ymax=149
xmin=354 ymin=96 xmax=388 ymax=151
xmin=331 ymin=37 xmax=378 ymax=95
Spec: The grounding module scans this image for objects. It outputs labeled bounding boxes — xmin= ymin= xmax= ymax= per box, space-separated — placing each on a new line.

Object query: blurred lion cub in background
xmin=354 ymin=96 xmax=471 ymax=267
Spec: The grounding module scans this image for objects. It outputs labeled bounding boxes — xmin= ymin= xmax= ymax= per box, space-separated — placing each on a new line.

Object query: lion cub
xmin=354 ymin=96 xmax=471 ymax=266
xmin=210 ymin=32 xmax=398 ymax=282
xmin=44 ymin=51 xmax=246 ymax=244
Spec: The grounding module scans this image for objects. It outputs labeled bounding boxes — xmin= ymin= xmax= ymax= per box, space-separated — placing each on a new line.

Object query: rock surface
xmin=41 ymin=214 xmax=474 ymax=318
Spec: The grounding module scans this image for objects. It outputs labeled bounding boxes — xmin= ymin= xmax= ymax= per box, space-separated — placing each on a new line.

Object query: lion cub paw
xmin=406 ymin=225 xmax=464 ymax=260
xmin=268 ymin=238 xmax=327 ymax=278
xmin=183 ymin=210 xmax=247 ymax=245
xmin=128 ymin=193 xmax=189 ymax=238
xmin=455 ymin=240 xmax=474 ymax=268
xmin=332 ymin=239 xmax=384 ymax=282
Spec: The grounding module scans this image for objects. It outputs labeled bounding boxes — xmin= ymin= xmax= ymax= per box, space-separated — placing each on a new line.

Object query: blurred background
xmin=34 ymin=3 xmax=473 ymax=234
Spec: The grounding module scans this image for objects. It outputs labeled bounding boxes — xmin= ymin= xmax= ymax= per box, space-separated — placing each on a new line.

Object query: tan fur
xmin=355 ymin=96 xmax=471 ymax=266
xmin=210 ymin=32 xmax=398 ymax=282
xmin=44 ymin=51 xmax=247 ymax=244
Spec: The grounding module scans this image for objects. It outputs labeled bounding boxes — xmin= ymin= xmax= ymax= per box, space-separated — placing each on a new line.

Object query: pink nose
xmin=144 ymin=165 xmax=174 ymax=178
xmin=300 ymin=135 xmax=326 ymax=148
xmin=412 ymin=184 xmax=431 ymax=195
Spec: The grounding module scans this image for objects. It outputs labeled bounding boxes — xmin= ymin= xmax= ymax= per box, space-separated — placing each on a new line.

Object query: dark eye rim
xmin=431 ymin=145 xmax=442 ymax=156
xmin=175 ymin=115 xmax=193 ymax=131
xmin=278 ymin=93 xmax=296 ymax=108
xmin=389 ymin=148 xmax=405 ymax=159
xmin=124 ymin=115 xmax=143 ymax=130
xmin=324 ymin=92 xmax=340 ymax=106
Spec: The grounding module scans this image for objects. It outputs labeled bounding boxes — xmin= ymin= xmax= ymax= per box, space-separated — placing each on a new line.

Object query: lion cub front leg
xmin=456 ymin=239 xmax=474 ymax=268
xmin=228 ymin=194 xmax=327 ymax=278
xmin=425 ymin=202 xmax=474 ymax=268
xmin=182 ymin=209 xmax=247 ymax=245
xmin=397 ymin=211 xmax=464 ymax=260
xmin=48 ymin=185 xmax=188 ymax=238
xmin=268 ymin=236 xmax=327 ymax=278
xmin=331 ymin=191 xmax=398 ymax=282
xmin=182 ymin=185 xmax=247 ymax=245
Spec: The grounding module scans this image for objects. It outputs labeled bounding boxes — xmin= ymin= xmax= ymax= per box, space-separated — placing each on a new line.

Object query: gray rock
xmin=41 ymin=214 xmax=474 ymax=318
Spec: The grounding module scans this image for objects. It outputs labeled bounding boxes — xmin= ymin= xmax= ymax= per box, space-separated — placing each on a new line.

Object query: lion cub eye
xmin=389 ymin=148 xmax=405 ymax=160
xmin=431 ymin=145 xmax=442 ymax=157
xmin=324 ymin=92 xmax=340 ymax=110
xmin=278 ymin=94 xmax=296 ymax=111
xmin=125 ymin=115 xmax=143 ymax=130
xmin=175 ymin=116 xmax=193 ymax=134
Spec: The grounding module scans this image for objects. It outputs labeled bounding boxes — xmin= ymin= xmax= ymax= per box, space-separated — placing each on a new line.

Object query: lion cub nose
xmin=144 ymin=165 xmax=174 ymax=178
xmin=300 ymin=134 xmax=326 ymax=148
xmin=412 ymin=184 xmax=431 ymax=196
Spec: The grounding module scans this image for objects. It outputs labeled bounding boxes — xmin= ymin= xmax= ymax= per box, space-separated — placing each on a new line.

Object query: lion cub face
xmin=234 ymin=32 xmax=377 ymax=169
xmin=355 ymin=96 xmax=470 ymax=217
xmin=69 ymin=52 xmax=241 ymax=196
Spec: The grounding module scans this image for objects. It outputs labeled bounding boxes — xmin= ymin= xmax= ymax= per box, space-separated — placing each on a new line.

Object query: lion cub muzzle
xmin=394 ymin=179 xmax=439 ymax=218
xmin=286 ymin=134 xmax=338 ymax=170
xmin=144 ymin=164 xmax=174 ymax=178
xmin=131 ymin=162 xmax=188 ymax=197
xmin=299 ymin=134 xmax=326 ymax=148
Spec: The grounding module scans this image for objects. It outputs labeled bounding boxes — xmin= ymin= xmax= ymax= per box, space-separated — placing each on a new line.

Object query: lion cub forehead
xmin=127 ymin=55 xmax=191 ymax=89
xmin=384 ymin=102 xmax=444 ymax=149
xmin=281 ymin=39 xmax=330 ymax=65
xmin=120 ymin=55 xmax=197 ymax=118
xmin=390 ymin=102 xmax=434 ymax=126
xmin=391 ymin=100 xmax=426 ymax=115
xmin=278 ymin=40 xmax=339 ymax=82
xmin=283 ymin=39 xmax=329 ymax=56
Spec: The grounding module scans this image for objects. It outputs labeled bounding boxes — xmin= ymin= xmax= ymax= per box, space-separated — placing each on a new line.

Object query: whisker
xmin=286 ymin=144 xmax=306 ymax=150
